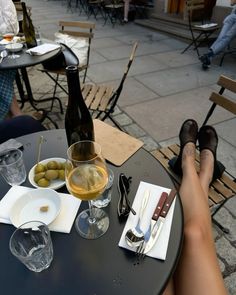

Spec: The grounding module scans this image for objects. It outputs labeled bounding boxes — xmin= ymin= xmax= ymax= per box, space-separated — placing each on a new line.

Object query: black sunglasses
xmin=117 ymin=173 xmax=136 ymax=219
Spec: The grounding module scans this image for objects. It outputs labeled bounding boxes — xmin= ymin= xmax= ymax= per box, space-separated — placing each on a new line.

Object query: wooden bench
xmin=151 ymin=144 xmax=236 ymax=210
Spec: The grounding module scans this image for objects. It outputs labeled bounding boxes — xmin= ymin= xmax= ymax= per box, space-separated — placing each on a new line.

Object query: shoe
xmin=169 ymin=119 xmax=198 ymax=175
xmin=199 ymin=54 xmax=211 ymax=70
xmin=198 ymin=125 xmax=225 ymax=182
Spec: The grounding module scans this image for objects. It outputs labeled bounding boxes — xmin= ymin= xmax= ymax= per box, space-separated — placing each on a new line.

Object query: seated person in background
xmin=162 ymin=119 xmax=227 ymax=295
xmin=0 ymin=115 xmax=46 ymax=144
xmin=0 ymin=0 xmax=22 ymax=120
xmin=200 ymin=0 xmax=236 ymax=69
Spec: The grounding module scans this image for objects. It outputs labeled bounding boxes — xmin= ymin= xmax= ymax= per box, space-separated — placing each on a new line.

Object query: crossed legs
xmin=163 ymin=123 xmax=227 ymax=295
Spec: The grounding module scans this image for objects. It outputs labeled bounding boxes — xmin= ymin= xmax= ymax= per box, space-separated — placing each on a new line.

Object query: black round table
xmin=0 ymin=130 xmax=183 ymax=295
xmin=0 ymin=44 xmax=62 ymax=125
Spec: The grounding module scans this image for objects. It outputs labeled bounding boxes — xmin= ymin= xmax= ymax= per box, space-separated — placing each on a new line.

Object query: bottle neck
xmin=66 ymin=67 xmax=84 ymax=108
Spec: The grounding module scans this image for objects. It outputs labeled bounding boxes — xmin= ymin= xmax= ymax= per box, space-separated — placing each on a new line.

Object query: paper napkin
xmin=26 ymin=43 xmax=60 ymax=56
xmin=0 ymin=186 xmax=81 ymax=233
xmin=118 ymin=181 xmax=176 ymax=260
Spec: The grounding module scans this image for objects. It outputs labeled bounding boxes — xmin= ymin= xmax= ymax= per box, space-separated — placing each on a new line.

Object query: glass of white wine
xmin=66 ymin=140 xmax=109 ymax=239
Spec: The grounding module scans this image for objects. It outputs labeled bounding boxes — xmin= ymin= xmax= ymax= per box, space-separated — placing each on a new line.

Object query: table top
xmin=0 ymin=129 xmax=183 ymax=295
xmin=0 ymin=43 xmax=61 ymax=70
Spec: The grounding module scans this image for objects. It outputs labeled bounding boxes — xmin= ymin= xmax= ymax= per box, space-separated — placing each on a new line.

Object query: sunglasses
xmin=117 ymin=173 xmax=136 ymax=219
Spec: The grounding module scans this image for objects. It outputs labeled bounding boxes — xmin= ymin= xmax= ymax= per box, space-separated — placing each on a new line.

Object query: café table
xmin=0 ymin=43 xmax=62 ymax=127
xmin=0 ymin=129 xmax=183 ymax=295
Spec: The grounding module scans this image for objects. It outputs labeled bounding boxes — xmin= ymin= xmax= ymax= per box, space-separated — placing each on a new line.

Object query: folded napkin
xmin=118 ymin=181 xmax=176 ymax=260
xmin=26 ymin=43 xmax=61 ymax=56
xmin=0 ymin=186 xmax=81 ymax=233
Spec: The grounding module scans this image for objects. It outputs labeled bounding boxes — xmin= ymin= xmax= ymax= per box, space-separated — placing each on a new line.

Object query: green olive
xmin=37 ymin=178 xmax=50 ymax=187
xmin=34 ymin=163 xmax=45 ymax=173
xmin=58 ymin=170 xmax=65 ymax=181
xmin=47 ymin=161 xmax=58 ymax=170
xmin=34 ymin=172 xmax=45 ymax=183
xmin=45 ymin=169 xmax=59 ymax=180
xmin=61 ymin=162 xmax=66 ymax=170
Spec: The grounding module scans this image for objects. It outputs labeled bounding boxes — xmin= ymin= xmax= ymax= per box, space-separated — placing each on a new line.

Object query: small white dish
xmin=9 ymin=188 xmax=61 ymax=228
xmin=28 ymin=157 xmax=66 ymax=190
xmin=5 ymin=43 xmax=23 ymax=52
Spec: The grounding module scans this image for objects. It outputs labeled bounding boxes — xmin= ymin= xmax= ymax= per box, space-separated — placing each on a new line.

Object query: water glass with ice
xmin=9 ymin=221 xmax=53 ymax=272
xmin=0 ymin=148 xmax=26 ymax=186
xmin=91 ymin=168 xmax=114 ymax=208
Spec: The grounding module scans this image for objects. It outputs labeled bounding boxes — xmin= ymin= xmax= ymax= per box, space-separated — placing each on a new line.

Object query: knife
xmin=144 ymin=188 xmax=177 ymax=255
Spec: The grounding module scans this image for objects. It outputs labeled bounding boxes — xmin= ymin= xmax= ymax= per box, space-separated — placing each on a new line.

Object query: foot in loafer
xmin=198 ymin=125 xmax=225 ymax=183
xmin=169 ymin=119 xmax=198 ymax=175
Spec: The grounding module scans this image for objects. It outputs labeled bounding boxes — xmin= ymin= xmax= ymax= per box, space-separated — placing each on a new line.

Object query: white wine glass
xmin=66 ymin=140 xmax=109 ymax=239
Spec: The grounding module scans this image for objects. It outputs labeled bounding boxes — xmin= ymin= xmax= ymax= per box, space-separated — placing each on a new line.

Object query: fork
xmin=135 ymin=223 xmax=151 ymax=259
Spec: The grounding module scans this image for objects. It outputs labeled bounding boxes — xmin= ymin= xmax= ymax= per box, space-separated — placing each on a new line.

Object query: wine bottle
xmin=21 ymin=2 xmax=37 ymax=49
xmin=65 ymin=65 xmax=95 ymax=146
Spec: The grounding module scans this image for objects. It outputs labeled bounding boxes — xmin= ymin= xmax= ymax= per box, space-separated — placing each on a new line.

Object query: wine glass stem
xmin=88 ymin=200 xmax=96 ymax=224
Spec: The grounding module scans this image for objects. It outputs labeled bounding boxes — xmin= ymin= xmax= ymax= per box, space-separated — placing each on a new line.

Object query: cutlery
xmin=143 ymin=188 xmax=177 ymax=255
xmin=136 ymin=191 xmax=168 ymax=256
xmin=125 ymin=189 xmax=150 ymax=248
xmin=0 ymin=50 xmax=7 ymax=63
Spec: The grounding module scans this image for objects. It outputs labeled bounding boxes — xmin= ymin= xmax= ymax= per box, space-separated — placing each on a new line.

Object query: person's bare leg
xmin=162 ymin=278 xmax=175 ymax=295
xmin=9 ymin=95 xmax=22 ymax=117
xmin=199 ymin=149 xmax=214 ymax=197
xmin=123 ymin=0 xmax=130 ymax=21
xmin=173 ymin=143 xmax=227 ymax=295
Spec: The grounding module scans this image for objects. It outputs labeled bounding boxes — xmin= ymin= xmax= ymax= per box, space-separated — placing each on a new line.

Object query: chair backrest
xmin=109 ymin=42 xmax=138 ymax=110
xmin=185 ymin=0 xmax=205 ymax=22
xmin=202 ymin=75 xmax=236 ymax=126
xmin=58 ymin=21 xmax=95 ymax=82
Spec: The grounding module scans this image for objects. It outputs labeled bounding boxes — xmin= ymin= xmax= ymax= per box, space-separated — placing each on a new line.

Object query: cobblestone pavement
xmin=20 ymin=0 xmax=236 ymax=293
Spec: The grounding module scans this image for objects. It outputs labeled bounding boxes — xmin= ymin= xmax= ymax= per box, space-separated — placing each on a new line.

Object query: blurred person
xmin=0 ymin=0 xmax=22 ymax=120
xmin=0 ymin=115 xmax=46 ymax=144
xmin=200 ymin=0 xmax=236 ymax=69
xmin=163 ymin=119 xmax=226 ymax=295
xmin=123 ymin=0 xmax=131 ymax=23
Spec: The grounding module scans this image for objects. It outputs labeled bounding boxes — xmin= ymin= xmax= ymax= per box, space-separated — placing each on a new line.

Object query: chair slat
xmin=209 ymin=92 xmax=236 ymax=115
xmin=59 ymin=21 xmax=95 ymax=29
xmin=99 ymin=87 xmax=114 ymax=111
xmin=84 ymin=85 xmax=99 ymax=108
xmin=90 ymin=86 xmax=107 ymax=109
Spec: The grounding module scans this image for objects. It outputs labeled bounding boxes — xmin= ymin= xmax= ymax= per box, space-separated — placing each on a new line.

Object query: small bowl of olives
xmin=28 ymin=157 xmax=66 ymax=190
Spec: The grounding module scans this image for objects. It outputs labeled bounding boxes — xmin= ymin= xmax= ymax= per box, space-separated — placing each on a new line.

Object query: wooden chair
xmin=82 ymin=42 xmax=138 ymax=130
xmin=181 ymin=0 xmax=219 ymax=57
xmin=151 ymin=75 xmax=236 ymax=233
xmin=40 ymin=20 xmax=95 ymax=99
xmin=103 ymin=0 xmax=124 ymax=26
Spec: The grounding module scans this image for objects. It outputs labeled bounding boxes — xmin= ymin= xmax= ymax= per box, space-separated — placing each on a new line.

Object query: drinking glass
xmin=9 ymin=221 xmax=53 ymax=272
xmin=66 ymin=141 xmax=109 ymax=239
xmin=0 ymin=148 xmax=26 ymax=186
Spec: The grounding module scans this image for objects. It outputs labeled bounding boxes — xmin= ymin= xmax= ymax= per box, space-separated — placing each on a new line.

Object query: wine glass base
xmin=8 ymin=54 xmax=20 ymax=59
xmin=75 ymin=208 xmax=109 ymax=239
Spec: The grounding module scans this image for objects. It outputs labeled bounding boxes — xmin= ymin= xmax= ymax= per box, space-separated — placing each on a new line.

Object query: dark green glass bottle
xmin=65 ymin=65 xmax=95 ymax=146
xmin=21 ymin=2 xmax=37 ymax=49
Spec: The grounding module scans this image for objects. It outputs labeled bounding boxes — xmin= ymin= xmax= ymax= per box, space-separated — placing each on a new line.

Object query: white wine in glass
xmin=66 ymin=141 xmax=109 ymax=239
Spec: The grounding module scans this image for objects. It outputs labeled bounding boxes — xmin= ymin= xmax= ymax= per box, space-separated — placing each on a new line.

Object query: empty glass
xmin=0 ymin=148 xmax=26 ymax=186
xmin=91 ymin=168 xmax=114 ymax=208
xmin=9 ymin=221 xmax=53 ymax=272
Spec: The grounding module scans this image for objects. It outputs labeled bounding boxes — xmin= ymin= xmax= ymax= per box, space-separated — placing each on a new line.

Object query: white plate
xmin=5 ymin=43 xmax=23 ymax=52
xmin=9 ymin=188 xmax=61 ymax=228
xmin=28 ymin=157 xmax=66 ymax=190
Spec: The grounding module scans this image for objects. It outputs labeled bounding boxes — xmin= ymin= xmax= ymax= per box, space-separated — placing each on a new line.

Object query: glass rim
xmin=9 ymin=220 xmax=50 ymax=257
xmin=67 ymin=140 xmax=102 ymax=162
xmin=0 ymin=148 xmax=23 ymax=167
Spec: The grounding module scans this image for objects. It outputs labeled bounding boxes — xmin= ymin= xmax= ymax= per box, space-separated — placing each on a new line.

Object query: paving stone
xmin=214 ymin=208 xmax=236 ymax=242
xmin=139 ymin=135 xmax=160 ymax=152
xmin=224 ymin=272 xmax=236 ymax=295
xmin=123 ymin=123 xmax=146 ymax=138
xmin=225 ymin=195 xmax=236 ymax=217
xmin=113 ymin=113 xmax=133 ymax=126
xmin=218 ymin=258 xmax=226 ymax=273
xmin=215 ymin=236 xmax=236 ymax=266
